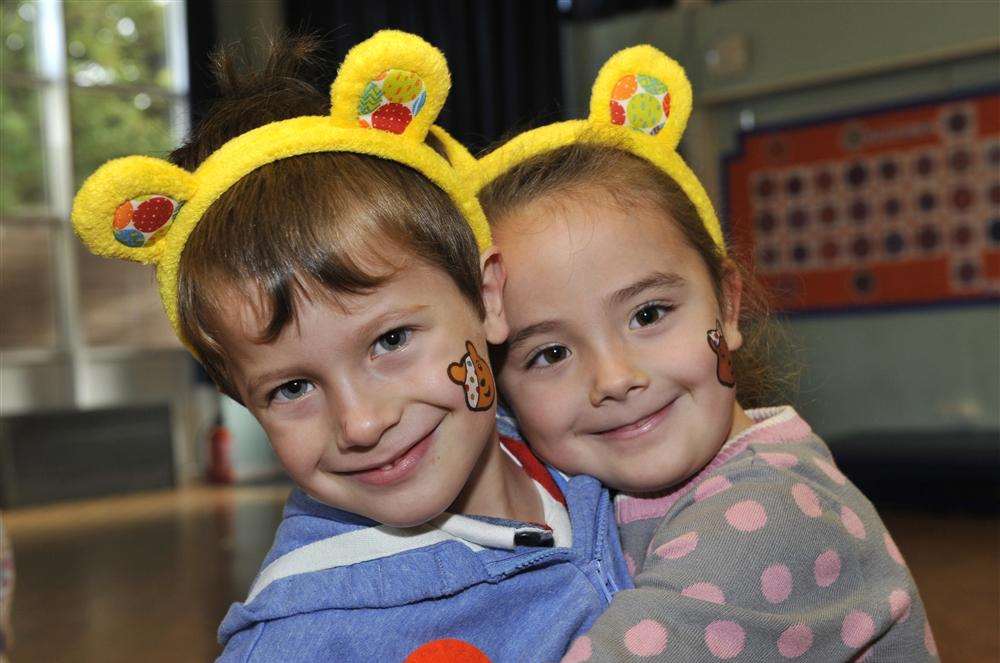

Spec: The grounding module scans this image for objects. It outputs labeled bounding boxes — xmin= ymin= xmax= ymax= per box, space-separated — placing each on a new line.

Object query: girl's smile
xmin=590 ymin=395 xmax=678 ymax=442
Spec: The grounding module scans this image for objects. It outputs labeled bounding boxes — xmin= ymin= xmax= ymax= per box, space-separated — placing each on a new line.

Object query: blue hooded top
xmin=217 ymin=438 xmax=632 ymax=662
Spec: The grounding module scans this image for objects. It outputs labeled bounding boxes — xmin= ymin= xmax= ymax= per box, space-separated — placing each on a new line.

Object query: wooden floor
xmin=4 ymin=485 xmax=998 ymax=662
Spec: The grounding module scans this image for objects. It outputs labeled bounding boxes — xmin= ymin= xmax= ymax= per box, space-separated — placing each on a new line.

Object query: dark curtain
xmin=279 ymin=0 xmax=564 ymax=153
xmin=183 ymin=0 xmax=219 ymax=132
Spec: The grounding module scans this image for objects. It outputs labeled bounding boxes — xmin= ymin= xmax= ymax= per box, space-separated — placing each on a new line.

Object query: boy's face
xmin=216 ymin=256 xmax=507 ymax=527
xmin=494 ymin=190 xmax=745 ymax=493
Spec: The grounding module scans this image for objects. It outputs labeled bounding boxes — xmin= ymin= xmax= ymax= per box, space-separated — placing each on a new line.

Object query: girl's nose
xmin=588 ymin=347 xmax=650 ymax=407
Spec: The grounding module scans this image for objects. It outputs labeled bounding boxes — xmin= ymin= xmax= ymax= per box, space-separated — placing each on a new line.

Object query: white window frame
xmin=2 ymin=0 xmax=190 ymax=408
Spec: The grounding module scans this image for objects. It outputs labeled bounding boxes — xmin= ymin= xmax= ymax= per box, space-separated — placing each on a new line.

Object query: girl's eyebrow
xmin=507 ymin=320 xmax=564 ymax=352
xmin=607 ymin=271 xmax=686 ymax=308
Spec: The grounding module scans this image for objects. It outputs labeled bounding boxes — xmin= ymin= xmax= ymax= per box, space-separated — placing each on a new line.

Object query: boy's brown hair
xmin=171 ymin=36 xmax=483 ymax=402
xmin=479 ymin=140 xmax=797 ymax=408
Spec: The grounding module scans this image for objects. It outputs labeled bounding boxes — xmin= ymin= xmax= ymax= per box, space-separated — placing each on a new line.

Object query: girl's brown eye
xmin=528 ymin=345 xmax=570 ymax=369
xmin=630 ymin=304 xmax=673 ymax=329
xmin=544 ymin=347 xmax=567 ymax=362
xmin=635 ymin=307 xmax=660 ymax=326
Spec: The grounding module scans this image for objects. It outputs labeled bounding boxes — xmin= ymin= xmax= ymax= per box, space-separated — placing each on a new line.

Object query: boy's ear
xmin=720 ymin=260 xmax=744 ymax=352
xmin=480 ymin=247 xmax=509 ymax=345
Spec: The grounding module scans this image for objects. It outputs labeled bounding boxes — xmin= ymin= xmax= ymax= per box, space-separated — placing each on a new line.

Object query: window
xmin=1 ymin=0 xmax=188 ymax=352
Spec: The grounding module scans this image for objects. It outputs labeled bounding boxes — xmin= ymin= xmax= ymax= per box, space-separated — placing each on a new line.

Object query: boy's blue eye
xmin=372 ymin=328 xmax=412 ymax=356
xmin=272 ymin=379 xmax=314 ymax=403
xmin=527 ymin=345 xmax=570 ymax=369
xmin=629 ymin=304 xmax=672 ymax=329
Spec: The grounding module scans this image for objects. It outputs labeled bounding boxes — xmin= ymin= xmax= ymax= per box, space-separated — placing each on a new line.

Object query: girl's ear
xmin=720 ymin=259 xmax=744 ymax=352
xmin=480 ymin=246 xmax=509 ymax=345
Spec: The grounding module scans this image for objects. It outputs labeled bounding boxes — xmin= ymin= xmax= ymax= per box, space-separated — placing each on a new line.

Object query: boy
xmin=71 ymin=32 xmax=630 ymax=662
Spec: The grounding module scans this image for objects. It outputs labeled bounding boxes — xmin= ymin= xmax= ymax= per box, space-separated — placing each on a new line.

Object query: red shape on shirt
xmin=405 ymin=638 xmax=491 ymax=663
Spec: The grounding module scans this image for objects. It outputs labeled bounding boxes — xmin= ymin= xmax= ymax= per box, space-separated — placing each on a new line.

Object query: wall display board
xmin=724 ymin=90 xmax=1000 ymax=312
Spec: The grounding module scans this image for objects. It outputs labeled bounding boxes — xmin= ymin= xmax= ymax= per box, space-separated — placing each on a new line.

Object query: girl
xmin=473 ymin=45 xmax=936 ymax=661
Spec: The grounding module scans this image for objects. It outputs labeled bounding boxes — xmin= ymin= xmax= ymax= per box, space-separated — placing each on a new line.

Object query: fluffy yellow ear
xmin=427 ymin=125 xmax=478 ymax=173
xmin=588 ymin=45 xmax=692 ymax=151
xmin=329 ymin=30 xmax=449 ymax=142
xmin=71 ymin=156 xmax=197 ymax=264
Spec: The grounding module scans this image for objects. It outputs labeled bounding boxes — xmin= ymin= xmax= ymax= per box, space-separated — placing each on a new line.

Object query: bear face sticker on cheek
xmin=447 ymin=341 xmax=496 ymax=411
xmin=707 ymin=320 xmax=735 ymax=388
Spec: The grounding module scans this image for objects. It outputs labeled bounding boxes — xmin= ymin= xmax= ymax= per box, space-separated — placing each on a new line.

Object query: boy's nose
xmin=340 ymin=412 xmax=387 ymax=450
xmin=332 ymin=388 xmax=399 ymax=451
xmin=589 ymin=348 xmax=649 ymax=407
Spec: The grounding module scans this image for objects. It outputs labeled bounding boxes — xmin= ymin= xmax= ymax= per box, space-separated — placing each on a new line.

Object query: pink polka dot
xmin=841 ymin=610 xmax=875 ymax=648
xmin=624 ymin=619 xmax=668 ymax=657
xmin=814 ymin=549 xmax=841 ymax=587
xmin=759 ymin=451 xmax=798 ymax=468
xmin=563 ymin=636 xmax=592 ymax=663
xmin=682 ymin=582 xmax=726 ymax=604
xmin=813 ymin=457 xmax=847 ymax=485
xmin=791 ymin=483 xmax=822 ymax=518
xmin=624 ymin=552 xmax=637 ymax=577
xmin=761 ymin=564 xmax=793 ymax=604
xmin=884 ymin=532 xmax=905 ymax=565
xmin=840 ymin=505 xmax=867 ymax=539
xmin=924 ymin=619 xmax=937 ymax=656
xmin=725 ymin=500 xmax=767 ymax=532
xmin=695 ymin=475 xmax=732 ymax=501
xmin=655 ymin=531 xmax=699 ymax=559
xmin=704 ymin=620 xmax=746 ymax=659
xmin=777 ymin=623 xmax=813 ymax=658
xmin=889 ymin=589 xmax=912 ymax=623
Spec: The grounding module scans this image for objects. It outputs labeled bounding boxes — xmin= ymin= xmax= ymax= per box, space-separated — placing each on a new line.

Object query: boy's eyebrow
xmin=356 ymin=303 xmax=430 ymax=342
xmin=246 ymin=368 xmax=298 ymax=400
xmin=507 ymin=320 xmax=564 ymax=352
xmin=607 ymin=271 xmax=686 ymax=308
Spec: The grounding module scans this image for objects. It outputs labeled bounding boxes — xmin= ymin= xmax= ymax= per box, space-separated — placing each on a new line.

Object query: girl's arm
xmin=564 ymin=460 xmax=935 ymax=662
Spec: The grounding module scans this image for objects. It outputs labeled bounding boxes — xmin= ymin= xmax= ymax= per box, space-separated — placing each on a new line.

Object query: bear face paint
xmin=707 ymin=319 xmax=735 ymax=388
xmin=448 ymin=341 xmax=496 ymax=411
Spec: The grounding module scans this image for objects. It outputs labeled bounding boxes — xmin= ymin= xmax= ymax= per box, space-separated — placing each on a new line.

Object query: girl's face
xmin=495 ymin=189 xmax=750 ymax=493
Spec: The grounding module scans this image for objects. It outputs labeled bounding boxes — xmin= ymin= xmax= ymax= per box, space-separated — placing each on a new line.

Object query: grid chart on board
xmin=725 ymin=93 xmax=1000 ymax=312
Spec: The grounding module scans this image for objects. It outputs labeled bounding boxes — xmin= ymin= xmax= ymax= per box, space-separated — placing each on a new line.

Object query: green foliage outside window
xmin=1 ymin=0 xmax=179 ymax=215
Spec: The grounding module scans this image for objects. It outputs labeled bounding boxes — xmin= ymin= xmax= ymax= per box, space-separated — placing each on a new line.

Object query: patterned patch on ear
xmin=357 ymin=69 xmax=427 ymax=134
xmin=609 ymin=73 xmax=671 ymax=136
xmin=112 ymin=195 xmax=182 ymax=248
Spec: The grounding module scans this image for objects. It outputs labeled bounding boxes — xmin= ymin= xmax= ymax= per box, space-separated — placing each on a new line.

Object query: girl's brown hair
xmin=171 ymin=36 xmax=483 ymax=401
xmin=479 ymin=140 xmax=797 ymax=407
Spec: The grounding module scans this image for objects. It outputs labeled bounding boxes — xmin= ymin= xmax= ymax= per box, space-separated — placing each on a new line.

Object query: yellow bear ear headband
xmin=444 ymin=44 xmax=724 ymax=252
xmin=71 ymin=30 xmax=492 ymax=348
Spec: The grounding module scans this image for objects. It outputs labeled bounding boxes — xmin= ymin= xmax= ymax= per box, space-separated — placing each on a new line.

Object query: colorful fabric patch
xmin=112 ymin=195 xmax=181 ymax=248
xmin=609 ymin=73 xmax=671 ymax=136
xmin=357 ymin=69 xmax=427 ymax=135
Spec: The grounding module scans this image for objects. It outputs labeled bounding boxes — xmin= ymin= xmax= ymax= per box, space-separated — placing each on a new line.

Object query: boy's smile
xmin=495 ymin=190 xmax=752 ymax=493
xmin=214 ymin=256 xmax=521 ymax=527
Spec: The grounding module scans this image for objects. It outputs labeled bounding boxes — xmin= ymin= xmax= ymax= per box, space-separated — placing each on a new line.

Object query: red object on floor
xmin=207 ymin=424 xmax=234 ymax=484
